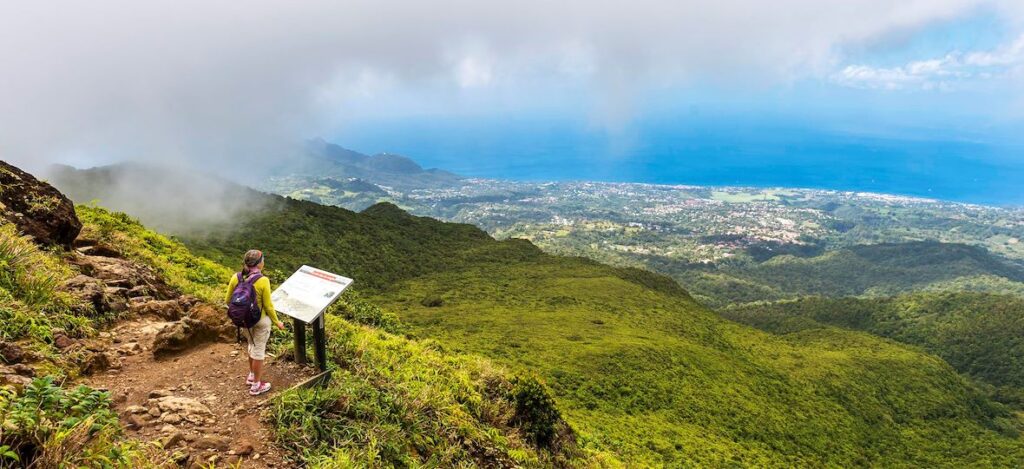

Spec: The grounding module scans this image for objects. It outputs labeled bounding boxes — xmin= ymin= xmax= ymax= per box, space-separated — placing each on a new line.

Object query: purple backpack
xmin=227 ymin=272 xmax=263 ymax=328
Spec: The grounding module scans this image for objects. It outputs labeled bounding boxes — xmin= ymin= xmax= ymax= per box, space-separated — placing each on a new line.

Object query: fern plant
xmin=0 ymin=377 xmax=141 ymax=467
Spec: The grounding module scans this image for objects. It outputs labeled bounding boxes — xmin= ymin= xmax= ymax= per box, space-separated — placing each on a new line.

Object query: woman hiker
xmin=225 ymin=249 xmax=285 ymax=396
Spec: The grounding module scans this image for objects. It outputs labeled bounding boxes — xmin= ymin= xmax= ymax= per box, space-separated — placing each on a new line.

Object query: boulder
xmin=177 ymin=295 xmax=202 ymax=312
xmin=0 ymin=160 xmax=81 ymax=248
xmin=151 ymin=318 xmax=220 ymax=358
xmin=0 ymin=365 xmax=33 ymax=389
xmin=148 ymin=389 xmax=173 ymax=399
xmin=194 ymin=435 xmax=230 ymax=452
xmin=79 ymin=350 xmax=111 ymax=375
xmin=161 ymin=413 xmax=183 ymax=424
xmin=10 ymin=364 xmax=34 ymax=377
xmin=58 ymin=274 xmax=126 ymax=315
xmin=153 ymin=396 xmax=213 ymax=417
xmin=53 ymin=333 xmax=74 ymax=349
xmin=130 ymin=299 xmax=184 ymax=321
xmin=162 ymin=431 xmax=185 ymax=448
xmin=0 ymin=340 xmax=24 ymax=364
xmin=69 ymin=255 xmax=176 ymax=301
xmin=71 ymin=239 xmax=123 ymax=258
xmin=189 ymin=304 xmax=234 ymax=341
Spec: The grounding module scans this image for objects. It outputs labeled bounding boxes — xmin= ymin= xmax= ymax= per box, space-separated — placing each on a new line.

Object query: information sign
xmin=271 ymin=265 xmax=353 ymax=324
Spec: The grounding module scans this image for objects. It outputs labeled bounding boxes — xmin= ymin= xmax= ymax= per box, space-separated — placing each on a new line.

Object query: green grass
xmin=658 ymin=241 xmax=1024 ymax=307
xmin=710 ymin=190 xmax=780 ymax=203
xmin=0 ymin=222 xmax=101 ymax=369
xmin=724 ymin=291 xmax=1024 ymax=408
xmin=271 ymin=316 xmax=589 ymax=468
xmin=76 ymin=205 xmax=233 ymax=302
xmin=374 ymin=255 xmax=1024 ymax=466
xmin=47 ymin=167 xmax=1024 ymax=466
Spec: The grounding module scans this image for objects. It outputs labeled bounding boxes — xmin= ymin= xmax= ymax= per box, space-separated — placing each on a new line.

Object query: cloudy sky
xmin=1 ymin=1 xmax=1022 ymax=200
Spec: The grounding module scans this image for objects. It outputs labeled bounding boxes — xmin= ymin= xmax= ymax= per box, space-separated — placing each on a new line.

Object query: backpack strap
xmin=240 ymin=271 xmax=263 ymax=284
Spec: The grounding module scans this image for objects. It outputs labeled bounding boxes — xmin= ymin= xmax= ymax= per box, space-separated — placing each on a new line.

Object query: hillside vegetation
xmin=169 ymin=194 xmax=1024 ymax=466
xmin=0 ymin=214 xmax=153 ymax=465
xmin=77 ymin=205 xmax=590 ymax=467
xmin=724 ymin=292 xmax=1024 ymax=407
xmin=660 ymin=241 xmax=1024 ymax=307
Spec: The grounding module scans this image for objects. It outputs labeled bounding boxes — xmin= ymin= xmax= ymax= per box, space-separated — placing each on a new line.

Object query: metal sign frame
xmin=271 ymin=265 xmax=353 ymax=372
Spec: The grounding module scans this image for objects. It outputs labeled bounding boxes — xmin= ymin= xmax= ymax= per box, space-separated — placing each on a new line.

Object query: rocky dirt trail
xmin=60 ymin=239 xmax=316 ymax=467
xmin=85 ymin=317 xmax=309 ymax=468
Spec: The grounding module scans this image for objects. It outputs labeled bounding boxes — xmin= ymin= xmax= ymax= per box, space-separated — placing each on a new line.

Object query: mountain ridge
xmin=292 ymin=139 xmax=462 ymax=190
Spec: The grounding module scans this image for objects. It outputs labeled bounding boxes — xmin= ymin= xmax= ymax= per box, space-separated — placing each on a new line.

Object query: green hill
xmin=724 ymin=292 xmax=1024 ymax=407
xmin=174 ymin=195 xmax=1024 ymax=466
xmin=286 ymin=139 xmax=463 ymax=191
xmin=665 ymin=241 xmax=1024 ymax=307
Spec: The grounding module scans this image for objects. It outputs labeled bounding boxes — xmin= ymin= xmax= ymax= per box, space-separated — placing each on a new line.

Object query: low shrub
xmin=0 ymin=377 xmax=146 ymax=467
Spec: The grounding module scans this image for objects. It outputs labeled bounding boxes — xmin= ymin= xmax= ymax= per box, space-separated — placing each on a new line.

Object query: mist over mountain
xmin=46 ymin=163 xmax=268 ymax=235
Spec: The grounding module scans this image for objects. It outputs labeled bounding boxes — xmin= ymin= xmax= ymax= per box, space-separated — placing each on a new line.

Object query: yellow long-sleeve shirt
xmin=225 ymin=273 xmax=280 ymax=324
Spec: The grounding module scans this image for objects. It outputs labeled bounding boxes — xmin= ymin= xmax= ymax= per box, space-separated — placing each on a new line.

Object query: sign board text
xmin=271 ymin=265 xmax=353 ymax=324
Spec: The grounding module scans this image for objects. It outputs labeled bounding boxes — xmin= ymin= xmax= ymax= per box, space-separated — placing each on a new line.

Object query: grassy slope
xmin=724 ymin=292 xmax=1024 ymax=407
xmin=77 ymin=206 xmax=589 ymax=467
xmin=376 ymin=253 xmax=1022 ymax=466
xmin=178 ymin=198 xmax=1024 ymax=466
xmin=0 ymin=223 xmax=92 ymax=355
xmin=661 ymin=241 xmax=1024 ymax=307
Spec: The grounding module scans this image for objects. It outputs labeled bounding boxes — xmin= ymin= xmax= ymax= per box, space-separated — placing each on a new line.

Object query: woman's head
xmin=243 ymin=249 xmax=265 ymax=274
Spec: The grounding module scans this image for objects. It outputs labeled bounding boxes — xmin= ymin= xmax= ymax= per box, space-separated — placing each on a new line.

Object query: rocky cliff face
xmin=0 ymin=160 xmax=81 ymax=248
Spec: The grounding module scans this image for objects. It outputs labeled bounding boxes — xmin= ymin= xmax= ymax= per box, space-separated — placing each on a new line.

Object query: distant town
xmin=266 ymin=175 xmax=1024 ymax=266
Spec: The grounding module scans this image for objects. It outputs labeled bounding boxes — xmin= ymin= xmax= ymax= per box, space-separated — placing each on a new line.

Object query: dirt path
xmin=85 ymin=317 xmax=312 ymax=468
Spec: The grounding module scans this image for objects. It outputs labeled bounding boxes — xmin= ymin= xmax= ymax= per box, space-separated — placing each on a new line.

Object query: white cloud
xmin=833 ymin=33 xmax=1024 ymax=90
xmin=965 ymin=34 xmax=1024 ymax=66
xmin=454 ymin=55 xmax=494 ymax=88
xmin=0 ymin=0 xmax=1021 ymax=171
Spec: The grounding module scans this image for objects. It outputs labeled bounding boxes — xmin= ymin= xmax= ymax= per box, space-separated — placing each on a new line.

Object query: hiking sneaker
xmin=246 ymin=372 xmax=255 ymax=386
xmin=249 ymin=381 xmax=271 ymax=396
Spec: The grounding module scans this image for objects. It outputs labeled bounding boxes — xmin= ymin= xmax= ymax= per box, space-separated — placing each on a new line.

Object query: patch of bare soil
xmin=85 ymin=318 xmax=312 ymax=468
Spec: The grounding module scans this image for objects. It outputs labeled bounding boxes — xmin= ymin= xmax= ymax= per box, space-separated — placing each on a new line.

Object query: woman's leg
xmin=243 ymin=329 xmax=256 ymax=378
xmin=250 ymin=315 xmax=272 ymax=386
xmin=252 ymin=358 xmax=263 ymax=383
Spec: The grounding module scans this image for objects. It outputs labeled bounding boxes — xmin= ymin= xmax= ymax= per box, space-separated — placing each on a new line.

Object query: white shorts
xmin=241 ymin=314 xmax=272 ymax=360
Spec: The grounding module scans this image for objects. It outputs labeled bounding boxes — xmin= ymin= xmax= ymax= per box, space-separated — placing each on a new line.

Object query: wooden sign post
xmin=271 ymin=265 xmax=353 ymax=373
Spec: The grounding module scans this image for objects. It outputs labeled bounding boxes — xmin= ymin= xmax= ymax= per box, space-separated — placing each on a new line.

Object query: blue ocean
xmin=335 ymin=117 xmax=1024 ymax=207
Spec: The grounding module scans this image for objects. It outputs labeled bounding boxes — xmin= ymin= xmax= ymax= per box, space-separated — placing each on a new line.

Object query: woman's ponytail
xmin=242 ymin=249 xmax=264 ymax=276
